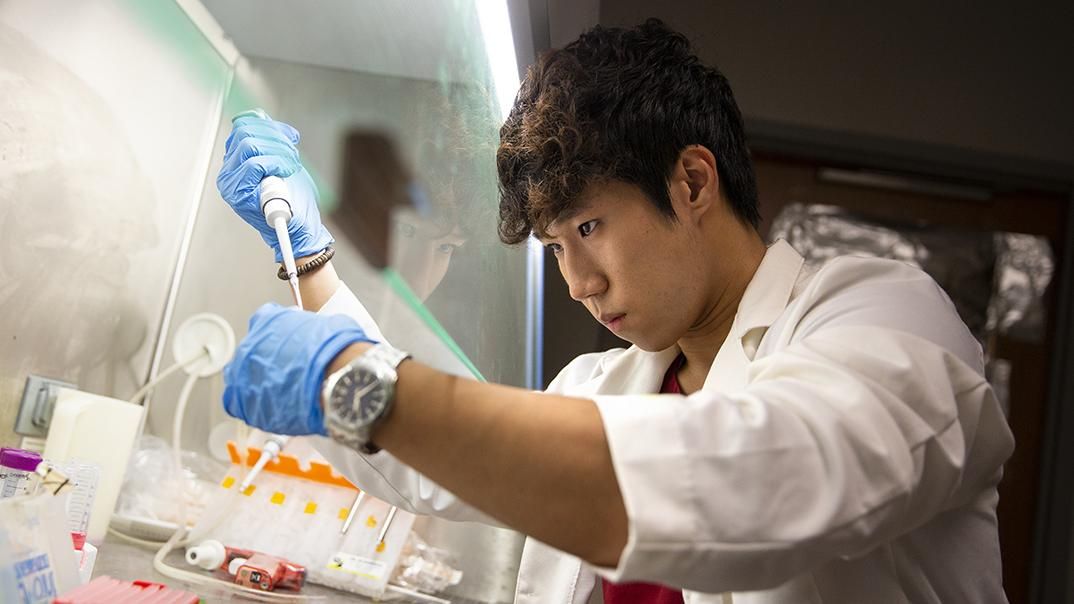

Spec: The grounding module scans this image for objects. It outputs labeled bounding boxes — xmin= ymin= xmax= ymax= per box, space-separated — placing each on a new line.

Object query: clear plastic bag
xmin=114 ymin=435 xmax=226 ymax=527
xmin=390 ymin=532 xmax=462 ymax=594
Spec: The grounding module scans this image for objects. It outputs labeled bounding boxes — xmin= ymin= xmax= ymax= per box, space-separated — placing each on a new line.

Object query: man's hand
xmin=216 ymin=112 xmax=333 ymax=263
xmin=223 ymin=303 xmax=376 ymax=435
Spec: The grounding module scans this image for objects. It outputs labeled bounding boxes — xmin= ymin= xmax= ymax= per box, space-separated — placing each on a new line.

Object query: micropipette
xmin=239 ymin=435 xmax=290 ymax=493
xmin=231 ymin=109 xmax=303 ymax=309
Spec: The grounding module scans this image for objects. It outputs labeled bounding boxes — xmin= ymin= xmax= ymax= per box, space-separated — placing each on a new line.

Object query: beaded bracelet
xmin=278 ymin=247 xmax=335 ymax=280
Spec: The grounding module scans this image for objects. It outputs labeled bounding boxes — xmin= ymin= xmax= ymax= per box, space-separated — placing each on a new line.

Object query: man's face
xmin=392 ymin=216 xmax=467 ymax=301
xmin=540 ymin=181 xmax=707 ymax=351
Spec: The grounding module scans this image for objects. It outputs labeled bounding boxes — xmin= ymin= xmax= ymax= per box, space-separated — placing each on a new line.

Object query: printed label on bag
xmin=14 ymin=552 xmax=57 ymax=604
xmin=326 ymin=552 xmax=387 ymax=581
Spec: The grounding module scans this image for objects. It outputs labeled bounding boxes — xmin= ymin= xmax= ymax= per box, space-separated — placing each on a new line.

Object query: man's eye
xmin=545 ymin=243 xmax=563 ymax=254
xmin=578 ymin=220 xmax=597 ymax=237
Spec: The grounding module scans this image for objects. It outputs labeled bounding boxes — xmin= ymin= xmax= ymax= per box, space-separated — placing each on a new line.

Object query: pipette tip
xmin=288 ymin=276 xmax=303 ymax=310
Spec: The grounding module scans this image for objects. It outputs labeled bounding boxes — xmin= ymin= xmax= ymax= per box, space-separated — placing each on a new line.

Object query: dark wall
xmin=599 ymin=1 xmax=1074 ymax=167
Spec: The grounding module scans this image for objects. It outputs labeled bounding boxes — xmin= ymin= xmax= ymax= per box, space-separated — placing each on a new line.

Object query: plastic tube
xmin=128 ymin=348 xmax=210 ymax=405
xmin=0 ymin=448 xmax=42 ymax=498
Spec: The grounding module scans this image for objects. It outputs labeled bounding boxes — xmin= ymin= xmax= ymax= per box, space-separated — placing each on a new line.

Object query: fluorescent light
xmin=476 ymin=0 xmax=521 ymax=121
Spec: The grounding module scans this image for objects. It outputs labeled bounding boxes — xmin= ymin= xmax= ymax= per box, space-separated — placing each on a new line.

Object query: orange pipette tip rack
xmin=226 ymin=441 xmax=358 ymax=491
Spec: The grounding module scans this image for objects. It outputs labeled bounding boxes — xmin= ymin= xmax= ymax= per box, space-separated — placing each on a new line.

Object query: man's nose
xmin=562 ymin=252 xmax=607 ymax=301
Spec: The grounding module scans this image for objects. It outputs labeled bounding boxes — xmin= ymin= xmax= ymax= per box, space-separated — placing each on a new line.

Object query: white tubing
xmin=128 ymin=349 xmax=210 ymax=405
xmin=171 ymin=373 xmax=199 ymax=457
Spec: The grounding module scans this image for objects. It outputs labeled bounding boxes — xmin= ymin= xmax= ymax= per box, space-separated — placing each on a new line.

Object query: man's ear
xmin=672 ymin=145 xmax=719 ymax=223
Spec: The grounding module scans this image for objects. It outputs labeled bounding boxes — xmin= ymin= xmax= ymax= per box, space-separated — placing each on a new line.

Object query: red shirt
xmin=602 ymin=354 xmax=686 ymax=604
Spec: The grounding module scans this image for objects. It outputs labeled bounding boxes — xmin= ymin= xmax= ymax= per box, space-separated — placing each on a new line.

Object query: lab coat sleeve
xmin=590 ymin=265 xmax=1015 ymax=592
xmin=308 ymin=281 xmax=504 ymax=525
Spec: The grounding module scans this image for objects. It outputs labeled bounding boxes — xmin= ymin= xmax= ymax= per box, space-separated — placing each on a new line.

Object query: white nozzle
xmin=228 ymin=557 xmax=249 ymax=577
xmin=263 ymin=435 xmax=287 ymax=458
xmin=186 ymin=540 xmax=227 ymax=570
xmin=260 ymin=177 xmax=292 ymax=221
xmin=238 ymin=435 xmax=289 ymax=492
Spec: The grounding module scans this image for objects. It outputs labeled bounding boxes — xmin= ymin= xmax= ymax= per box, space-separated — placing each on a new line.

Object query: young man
xmin=218 ymin=20 xmax=1014 ymax=603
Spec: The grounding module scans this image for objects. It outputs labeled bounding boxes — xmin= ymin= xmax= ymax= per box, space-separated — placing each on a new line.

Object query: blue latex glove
xmin=223 ymin=303 xmax=377 ymax=435
xmin=216 ymin=112 xmax=334 ymax=262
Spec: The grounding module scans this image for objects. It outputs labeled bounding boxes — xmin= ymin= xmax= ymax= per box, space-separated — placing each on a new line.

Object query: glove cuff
xmin=304 ymin=327 xmax=377 ymax=435
xmin=281 ymin=226 xmax=334 ymax=263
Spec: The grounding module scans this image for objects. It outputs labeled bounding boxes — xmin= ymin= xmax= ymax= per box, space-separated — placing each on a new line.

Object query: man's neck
xmin=676 ymin=236 xmax=767 ymax=394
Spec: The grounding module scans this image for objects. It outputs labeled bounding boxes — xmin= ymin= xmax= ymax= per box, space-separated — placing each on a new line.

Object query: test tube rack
xmin=188 ymin=442 xmax=415 ymax=598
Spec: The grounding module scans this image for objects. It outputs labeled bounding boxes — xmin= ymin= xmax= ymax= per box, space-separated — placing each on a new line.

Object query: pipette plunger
xmin=260 ymin=178 xmax=303 ymax=309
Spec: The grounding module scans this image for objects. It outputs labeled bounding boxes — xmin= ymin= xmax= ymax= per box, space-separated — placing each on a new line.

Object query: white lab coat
xmin=313 ymin=239 xmax=1014 ymax=603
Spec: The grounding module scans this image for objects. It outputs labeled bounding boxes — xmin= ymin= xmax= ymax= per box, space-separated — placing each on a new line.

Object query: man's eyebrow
xmin=547 ymin=199 xmax=594 ymax=231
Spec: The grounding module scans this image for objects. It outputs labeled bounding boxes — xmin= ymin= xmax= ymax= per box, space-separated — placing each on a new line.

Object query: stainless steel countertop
xmin=93 ymin=533 xmax=375 ymax=603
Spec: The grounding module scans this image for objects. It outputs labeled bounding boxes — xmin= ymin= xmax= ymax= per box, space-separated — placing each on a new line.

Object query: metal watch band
xmin=322 ymin=343 xmax=410 ymax=454
xmin=361 ymin=342 xmax=411 ymax=371
xmin=355 ymin=343 xmax=410 ymax=453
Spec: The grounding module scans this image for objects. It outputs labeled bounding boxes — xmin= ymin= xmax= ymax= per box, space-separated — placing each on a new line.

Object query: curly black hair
xmin=496 ymin=18 xmax=759 ymax=244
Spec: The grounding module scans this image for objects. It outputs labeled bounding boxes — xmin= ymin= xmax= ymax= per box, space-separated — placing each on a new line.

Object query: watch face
xmin=333 ymin=366 xmax=389 ymax=427
xmin=325 ymin=345 xmax=407 ymax=449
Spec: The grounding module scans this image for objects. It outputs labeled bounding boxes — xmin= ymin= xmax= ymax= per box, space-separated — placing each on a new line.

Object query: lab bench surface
xmin=92 ymin=533 xmax=378 ymax=603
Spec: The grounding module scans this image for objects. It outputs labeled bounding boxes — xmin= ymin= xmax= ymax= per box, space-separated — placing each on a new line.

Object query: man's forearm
xmin=296 ymin=256 xmax=341 ymax=312
xmin=327 ymin=343 xmax=630 ymax=567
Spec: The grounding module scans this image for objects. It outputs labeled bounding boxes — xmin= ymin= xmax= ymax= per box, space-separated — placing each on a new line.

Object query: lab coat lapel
xmin=702 ymin=240 xmax=805 ymax=393
xmin=703 ymin=332 xmax=753 ymax=392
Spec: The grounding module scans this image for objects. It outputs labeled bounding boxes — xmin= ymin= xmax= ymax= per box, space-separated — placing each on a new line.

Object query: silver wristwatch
xmin=322 ymin=343 xmax=411 ymax=454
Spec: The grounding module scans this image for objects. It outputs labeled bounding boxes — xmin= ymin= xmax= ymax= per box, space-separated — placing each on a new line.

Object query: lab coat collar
xmin=574 ymin=240 xmax=803 ymax=397
xmin=730 ymin=239 xmax=804 ymax=338
xmin=587 ymin=344 xmax=682 ymax=396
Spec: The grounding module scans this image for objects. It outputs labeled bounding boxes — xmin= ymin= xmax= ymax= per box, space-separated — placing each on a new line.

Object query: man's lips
xmin=600 ymin=313 xmax=625 ymax=331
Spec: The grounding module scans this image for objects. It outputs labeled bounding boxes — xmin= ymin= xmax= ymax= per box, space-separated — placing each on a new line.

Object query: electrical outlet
xmin=14 ymin=374 xmax=76 ymax=437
